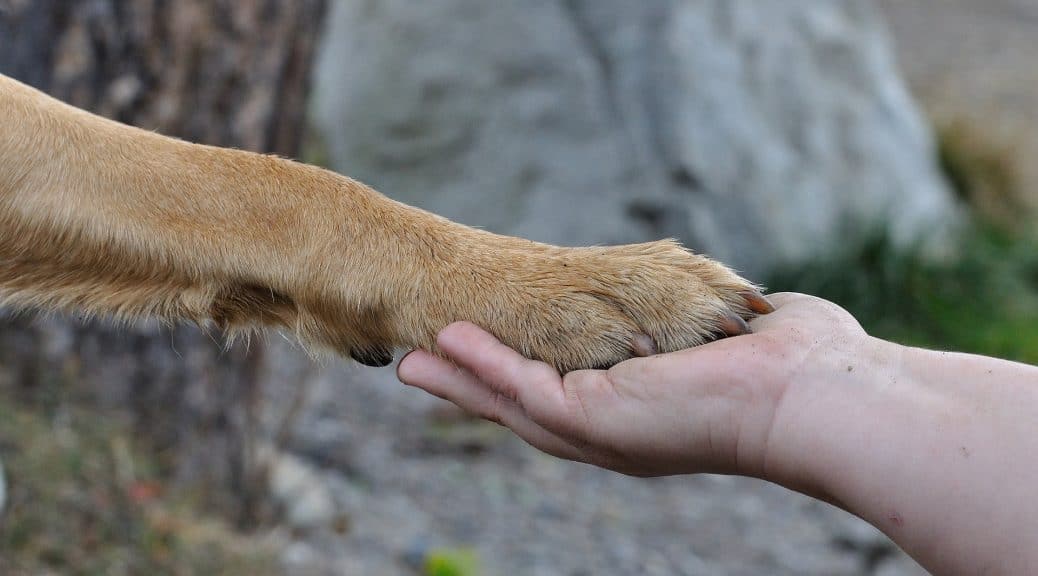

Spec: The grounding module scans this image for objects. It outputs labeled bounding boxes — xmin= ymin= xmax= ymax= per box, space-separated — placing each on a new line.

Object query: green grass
xmin=770 ymin=116 xmax=1038 ymax=365
xmin=767 ymin=225 xmax=1038 ymax=364
xmin=0 ymin=394 xmax=276 ymax=576
xmin=424 ymin=547 xmax=480 ymax=576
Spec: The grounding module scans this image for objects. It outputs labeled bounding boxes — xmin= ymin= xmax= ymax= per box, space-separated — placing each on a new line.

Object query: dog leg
xmin=0 ymin=73 xmax=770 ymax=372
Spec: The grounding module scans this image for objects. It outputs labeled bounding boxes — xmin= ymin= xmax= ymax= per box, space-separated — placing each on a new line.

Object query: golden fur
xmin=0 ymin=73 xmax=768 ymax=372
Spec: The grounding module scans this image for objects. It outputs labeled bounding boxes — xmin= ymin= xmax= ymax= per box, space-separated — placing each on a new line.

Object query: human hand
xmin=399 ymin=293 xmax=1038 ymax=574
xmin=397 ymin=293 xmax=873 ymax=479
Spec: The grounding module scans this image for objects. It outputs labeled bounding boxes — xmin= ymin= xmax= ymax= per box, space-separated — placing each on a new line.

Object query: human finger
xmin=435 ymin=322 xmax=572 ymax=421
xmin=397 ymin=349 xmax=587 ymax=461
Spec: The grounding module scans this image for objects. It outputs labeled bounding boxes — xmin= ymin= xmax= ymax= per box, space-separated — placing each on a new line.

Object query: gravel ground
xmin=258 ymin=343 xmax=927 ymax=576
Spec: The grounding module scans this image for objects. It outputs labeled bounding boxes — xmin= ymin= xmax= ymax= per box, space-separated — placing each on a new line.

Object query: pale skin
xmin=398 ymin=293 xmax=1038 ymax=576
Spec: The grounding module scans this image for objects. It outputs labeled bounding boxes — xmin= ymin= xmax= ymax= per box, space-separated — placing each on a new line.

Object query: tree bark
xmin=0 ymin=0 xmax=326 ymax=525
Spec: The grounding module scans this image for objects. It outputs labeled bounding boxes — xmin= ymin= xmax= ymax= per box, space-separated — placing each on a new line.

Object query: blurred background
xmin=0 ymin=0 xmax=1035 ymax=574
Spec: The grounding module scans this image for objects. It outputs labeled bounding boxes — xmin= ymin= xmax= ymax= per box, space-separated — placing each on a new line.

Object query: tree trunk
xmin=0 ymin=0 xmax=326 ymax=525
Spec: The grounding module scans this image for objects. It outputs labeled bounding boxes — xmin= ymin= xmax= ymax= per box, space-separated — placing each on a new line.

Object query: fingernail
xmin=396 ymin=350 xmax=419 ymax=383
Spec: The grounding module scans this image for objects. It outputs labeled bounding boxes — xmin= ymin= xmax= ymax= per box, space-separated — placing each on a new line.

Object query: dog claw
xmin=718 ymin=312 xmax=752 ymax=337
xmin=741 ymin=291 xmax=775 ymax=315
xmin=630 ymin=333 xmax=658 ymax=357
xmin=351 ymin=346 xmax=395 ymax=367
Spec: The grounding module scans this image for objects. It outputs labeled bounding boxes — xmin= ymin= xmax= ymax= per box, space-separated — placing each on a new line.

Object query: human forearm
xmin=773 ymin=341 xmax=1038 ymax=574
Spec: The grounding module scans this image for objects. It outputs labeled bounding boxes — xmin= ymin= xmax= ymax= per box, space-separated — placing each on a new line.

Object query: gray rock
xmin=832 ymin=514 xmax=896 ymax=554
xmin=313 ymin=0 xmax=958 ymax=280
xmin=260 ymin=443 xmax=338 ymax=531
xmin=0 ymin=455 xmax=6 ymax=518
xmin=280 ymin=540 xmax=325 ymax=576
xmin=875 ymin=555 xmax=931 ymax=576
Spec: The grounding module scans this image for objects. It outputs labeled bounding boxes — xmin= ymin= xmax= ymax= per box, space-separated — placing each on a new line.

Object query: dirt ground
xmin=879 ymin=0 xmax=1038 ymax=206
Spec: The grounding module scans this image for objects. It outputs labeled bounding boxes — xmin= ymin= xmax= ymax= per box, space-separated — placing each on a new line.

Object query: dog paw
xmin=423 ymin=239 xmax=772 ymax=373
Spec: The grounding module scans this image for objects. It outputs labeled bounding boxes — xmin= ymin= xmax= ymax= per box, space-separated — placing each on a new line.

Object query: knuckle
xmin=481 ymin=391 xmax=510 ymax=425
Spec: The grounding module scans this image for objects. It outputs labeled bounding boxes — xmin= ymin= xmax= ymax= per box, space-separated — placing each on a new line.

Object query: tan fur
xmin=0 ymin=73 xmax=761 ymax=372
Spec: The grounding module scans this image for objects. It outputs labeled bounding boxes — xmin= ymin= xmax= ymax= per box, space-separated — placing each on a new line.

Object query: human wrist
xmin=757 ymin=333 xmax=912 ymax=504
xmin=762 ymin=338 xmax=1024 ymax=571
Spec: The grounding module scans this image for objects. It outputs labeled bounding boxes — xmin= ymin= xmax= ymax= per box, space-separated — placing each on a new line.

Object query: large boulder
xmin=313 ymin=0 xmax=958 ymax=280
